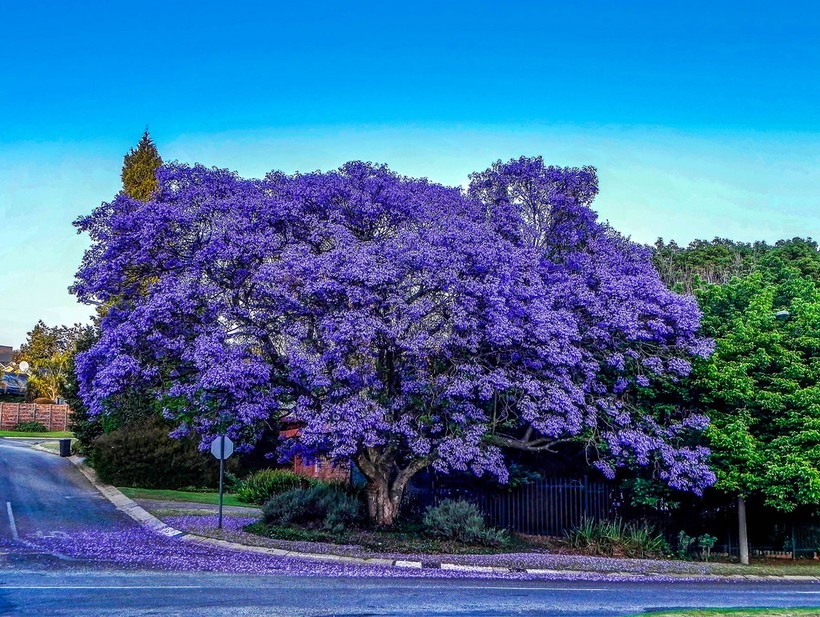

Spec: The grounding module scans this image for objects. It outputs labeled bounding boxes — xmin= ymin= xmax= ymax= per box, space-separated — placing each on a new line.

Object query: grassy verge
xmin=118 ymin=487 xmax=250 ymax=509
xmin=0 ymin=430 xmax=74 ymax=438
xmin=636 ymin=611 xmax=820 ymax=617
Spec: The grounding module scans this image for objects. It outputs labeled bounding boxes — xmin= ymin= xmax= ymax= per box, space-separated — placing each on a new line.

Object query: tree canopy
xmin=653 ymin=237 xmax=820 ymax=294
xmin=72 ymin=156 xmax=714 ymax=524
xmin=121 ymin=130 xmax=163 ymax=201
xmin=695 ymin=264 xmax=820 ymax=511
xmin=18 ymin=321 xmax=90 ymax=401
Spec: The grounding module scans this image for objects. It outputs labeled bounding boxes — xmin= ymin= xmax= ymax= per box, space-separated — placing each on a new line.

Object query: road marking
xmin=6 ymin=501 xmax=18 ymax=540
xmin=3 ymin=586 xmax=206 ymax=590
xmin=453 ymin=586 xmax=606 ymax=591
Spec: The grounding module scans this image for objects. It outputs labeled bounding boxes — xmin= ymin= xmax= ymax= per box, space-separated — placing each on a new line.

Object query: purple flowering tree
xmin=73 ymin=157 xmax=714 ymax=526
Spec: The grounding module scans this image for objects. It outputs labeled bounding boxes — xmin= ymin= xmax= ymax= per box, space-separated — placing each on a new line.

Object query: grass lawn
xmin=0 ymin=430 xmax=74 ymax=438
xmin=118 ymin=487 xmax=250 ymax=509
xmin=636 ymin=611 xmax=820 ymax=617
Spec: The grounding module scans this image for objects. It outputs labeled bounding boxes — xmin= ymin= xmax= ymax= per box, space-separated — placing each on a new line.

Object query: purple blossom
xmin=72 ymin=156 xmax=715 ymax=519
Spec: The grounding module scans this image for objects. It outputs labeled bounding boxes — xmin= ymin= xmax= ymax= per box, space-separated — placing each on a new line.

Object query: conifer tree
xmin=121 ymin=130 xmax=163 ymax=201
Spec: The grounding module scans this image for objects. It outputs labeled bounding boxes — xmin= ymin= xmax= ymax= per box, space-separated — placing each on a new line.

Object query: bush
xmin=33 ymin=397 xmax=56 ymax=405
xmin=422 ymin=499 xmax=508 ymax=546
xmin=237 ymin=469 xmax=311 ymax=504
xmin=12 ymin=421 xmax=47 ymax=433
xmin=262 ymin=484 xmax=361 ymax=533
xmin=89 ymin=417 xmax=220 ymax=489
xmin=565 ymin=517 xmax=669 ymax=558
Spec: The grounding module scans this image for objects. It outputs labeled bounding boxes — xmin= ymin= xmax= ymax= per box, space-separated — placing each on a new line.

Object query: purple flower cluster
xmin=72 ymin=156 xmax=714 ymax=502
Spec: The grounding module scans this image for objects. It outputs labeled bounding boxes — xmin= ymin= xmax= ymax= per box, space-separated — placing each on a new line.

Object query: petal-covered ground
xmin=156 ymin=513 xmax=731 ymax=581
xmin=2 ymin=512 xmax=735 ymax=583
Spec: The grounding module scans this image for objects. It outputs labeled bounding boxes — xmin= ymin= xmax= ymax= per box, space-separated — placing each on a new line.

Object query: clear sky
xmin=1 ymin=0 xmax=818 ymax=347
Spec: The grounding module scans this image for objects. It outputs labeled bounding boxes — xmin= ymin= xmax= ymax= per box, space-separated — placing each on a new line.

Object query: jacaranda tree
xmin=73 ymin=156 xmax=714 ymax=525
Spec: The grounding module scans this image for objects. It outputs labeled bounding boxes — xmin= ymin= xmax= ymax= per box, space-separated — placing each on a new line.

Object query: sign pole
xmin=218 ymin=435 xmax=225 ymax=529
xmin=210 ymin=434 xmax=233 ymax=531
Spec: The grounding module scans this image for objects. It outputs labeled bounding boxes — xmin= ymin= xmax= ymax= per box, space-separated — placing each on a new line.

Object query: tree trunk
xmin=738 ymin=495 xmax=749 ymax=566
xmin=357 ymin=453 xmax=427 ymax=527
xmin=366 ymin=474 xmax=399 ymax=527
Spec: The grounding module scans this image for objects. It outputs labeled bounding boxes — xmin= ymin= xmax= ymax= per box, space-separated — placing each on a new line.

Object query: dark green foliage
xmin=121 ymin=130 xmax=163 ymax=201
xmin=243 ymin=521 xmax=341 ymax=544
xmin=506 ymin=463 xmax=541 ymax=488
xmin=99 ymin=387 xmax=157 ymax=433
xmin=0 ymin=393 xmax=24 ymax=403
xmin=89 ymin=417 xmax=219 ymax=489
xmin=12 ymin=421 xmax=47 ymax=433
xmin=673 ymin=531 xmax=718 ymax=561
xmin=565 ymin=517 xmax=669 ymax=558
xmin=261 ymin=484 xmax=362 ymax=533
xmin=236 ymin=469 xmax=312 ymax=504
xmin=621 ymin=477 xmax=682 ymax=511
xmin=64 ymin=327 xmax=103 ymax=453
xmin=422 ymin=499 xmax=508 ymax=546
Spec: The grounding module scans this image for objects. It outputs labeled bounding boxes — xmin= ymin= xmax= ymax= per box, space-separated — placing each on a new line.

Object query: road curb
xmin=63 ymin=456 xmax=820 ymax=582
xmin=68 ymin=456 xmax=186 ymax=538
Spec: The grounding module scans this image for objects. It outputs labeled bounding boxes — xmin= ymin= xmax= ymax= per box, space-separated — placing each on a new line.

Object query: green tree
xmin=695 ymin=266 xmax=820 ymax=564
xmin=18 ymin=321 xmax=88 ymax=401
xmin=121 ymin=130 xmax=163 ymax=201
xmin=652 ymin=237 xmax=820 ymax=294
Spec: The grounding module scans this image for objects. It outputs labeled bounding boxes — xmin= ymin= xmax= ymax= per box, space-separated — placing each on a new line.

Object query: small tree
xmin=121 ymin=130 xmax=163 ymax=201
xmin=18 ymin=321 xmax=88 ymax=401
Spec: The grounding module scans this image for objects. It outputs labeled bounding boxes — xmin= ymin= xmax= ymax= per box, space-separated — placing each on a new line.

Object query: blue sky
xmin=1 ymin=1 xmax=818 ymax=346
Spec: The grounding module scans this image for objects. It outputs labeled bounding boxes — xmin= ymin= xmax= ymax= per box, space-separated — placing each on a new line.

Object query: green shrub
xmin=12 ymin=421 xmax=47 ymax=433
xmin=565 ymin=517 xmax=669 ymax=558
xmin=262 ymin=484 xmax=361 ymax=533
xmin=422 ymin=499 xmax=508 ymax=547
xmin=89 ymin=417 xmax=220 ymax=489
xmin=237 ymin=469 xmax=310 ymax=504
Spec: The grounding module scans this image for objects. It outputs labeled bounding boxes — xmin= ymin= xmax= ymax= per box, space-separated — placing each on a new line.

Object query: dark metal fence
xmin=409 ymin=471 xmax=820 ymax=558
xmin=421 ymin=475 xmax=619 ymax=537
xmin=474 ymin=477 xmax=614 ymax=537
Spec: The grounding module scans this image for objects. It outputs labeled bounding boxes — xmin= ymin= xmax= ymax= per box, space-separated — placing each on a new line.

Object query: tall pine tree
xmin=121 ymin=130 xmax=163 ymax=201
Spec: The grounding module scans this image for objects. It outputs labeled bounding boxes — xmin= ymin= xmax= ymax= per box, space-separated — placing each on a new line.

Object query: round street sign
xmin=210 ymin=435 xmax=234 ymax=460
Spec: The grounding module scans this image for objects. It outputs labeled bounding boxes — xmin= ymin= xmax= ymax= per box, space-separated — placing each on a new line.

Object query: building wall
xmin=0 ymin=403 xmax=71 ymax=431
xmin=280 ymin=425 xmax=350 ymax=482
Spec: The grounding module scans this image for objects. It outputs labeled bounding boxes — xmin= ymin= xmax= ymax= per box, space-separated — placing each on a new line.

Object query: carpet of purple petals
xmin=158 ymin=513 xmax=728 ymax=582
xmin=2 ymin=509 xmax=737 ymax=582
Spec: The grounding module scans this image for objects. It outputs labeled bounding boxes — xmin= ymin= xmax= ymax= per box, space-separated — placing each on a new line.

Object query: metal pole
xmin=738 ymin=495 xmax=749 ymax=565
xmin=218 ymin=435 xmax=225 ymax=530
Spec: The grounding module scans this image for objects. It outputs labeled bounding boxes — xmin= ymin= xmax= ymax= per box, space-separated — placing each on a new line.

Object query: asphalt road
xmin=2 ymin=571 xmax=820 ymax=617
xmin=2 ymin=438 xmax=820 ymax=617
xmin=0 ymin=439 xmax=124 ymax=546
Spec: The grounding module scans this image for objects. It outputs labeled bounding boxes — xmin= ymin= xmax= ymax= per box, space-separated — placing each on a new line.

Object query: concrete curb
xmin=32 ymin=443 xmax=59 ymax=455
xmin=68 ymin=456 xmax=186 ymax=539
xmin=63 ymin=455 xmax=820 ymax=582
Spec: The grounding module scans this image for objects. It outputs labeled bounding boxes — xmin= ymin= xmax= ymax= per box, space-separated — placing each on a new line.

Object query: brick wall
xmin=0 ymin=403 xmax=71 ymax=431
